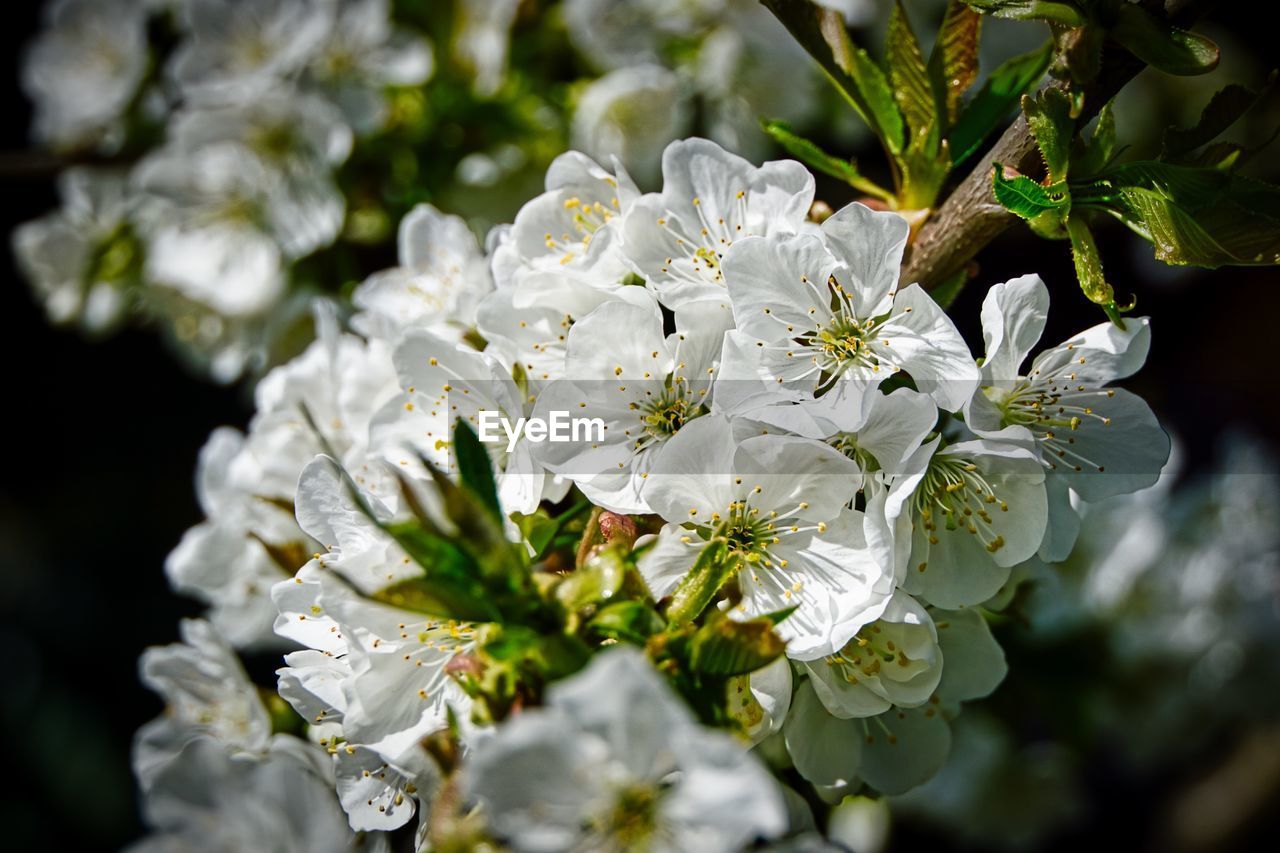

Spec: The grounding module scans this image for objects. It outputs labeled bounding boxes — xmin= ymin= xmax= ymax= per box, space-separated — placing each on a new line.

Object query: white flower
xmin=12 ymin=166 xmax=137 ymax=332
xmin=893 ymin=437 xmax=1048 ymax=609
xmin=169 ymin=88 xmax=354 ymax=175
xmin=530 ymin=295 xmax=729 ymax=513
xmin=129 ymin=735 xmax=372 ymax=853
xmin=505 ymin=151 xmax=639 ymax=285
xmin=477 ymin=270 xmax=654 ymax=386
xmin=694 ymin=4 xmax=821 ymax=162
xmin=22 ymin=0 xmax=148 ymax=149
xmin=352 ymin=204 xmax=493 ymax=343
xmin=165 ymin=427 xmax=311 ymax=647
xmin=306 ymin=0 xmax=434 ymax=132
xmin=465 ymin=647 xmax=786 ymax=852
xmin=717 ymin=201 xmax=978 ymax=415
xmin=621 ymin=138 xmax=814 ymax=308
xmin=801 ymin=591 xmax=942 ymax=719
xmin=784 ymin=680 xmax=952 ymax=795
xmin=373 ymin=329 xmax=559 ymax=515
xmin=134 ymin=619 xmax=271 ymax=789
xmin=784 ymin=607 xmax=1006 ymax=794
xmin=965 ymin=274 xmax=1169 ymax=560
xmin=573 ymin=64 xmax=692 ymax=188
xmin=639 ymin=415 xmax=894 ymax=659
xmin=170 ymin=0 xmax=334 ymax=104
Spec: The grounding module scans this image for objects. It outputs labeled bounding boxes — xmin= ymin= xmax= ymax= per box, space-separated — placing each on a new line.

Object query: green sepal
xmin=587 ymin=600 xmax=667 ymax=645
xmin=664 ymin=538 xmax=742 ymax=626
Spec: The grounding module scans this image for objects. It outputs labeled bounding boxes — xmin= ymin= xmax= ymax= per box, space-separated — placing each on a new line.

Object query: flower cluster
xmin=132 ymin=137 xmax=1169 ymax=850
xmin=16 ymin=0 xmax=434 ymax=380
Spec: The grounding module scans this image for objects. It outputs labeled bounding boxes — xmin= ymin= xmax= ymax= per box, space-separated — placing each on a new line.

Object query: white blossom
xmin=466 ymin=647 xmax=787 ymax=852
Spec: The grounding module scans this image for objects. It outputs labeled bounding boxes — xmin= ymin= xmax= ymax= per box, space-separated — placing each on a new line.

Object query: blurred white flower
xmin=453 ymin=0 xmax=521 ymax=97
xmin=130 ymin=735 xmax=373 ymax=853
xmin=466 ymin=647 xmax=787 ymax=852
xmin=573 ymin=64 xmax=692 ymax=188
xmin=171 ymin=0 xmax=334 ymax=105
xmin=22 ymin=0 xmax=149 ymax=149
xmin=12 ymin=166 xmax=138 ymax=333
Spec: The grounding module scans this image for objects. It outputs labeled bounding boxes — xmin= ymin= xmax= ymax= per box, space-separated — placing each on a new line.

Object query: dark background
xmin=1 ymin=2 xmax=1277 ymax=851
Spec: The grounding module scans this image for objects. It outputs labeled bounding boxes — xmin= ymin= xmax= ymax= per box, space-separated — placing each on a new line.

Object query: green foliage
xmin=760 ymin=119 xmax=891 ymax=200
xmin=689 ymin=614 xmax=788 ymax=677
xmin=949 ymin=42 xmax=1053 ymax=165
xmin=1022 ymin=89 xmax=1074 ymax=183
xmin=928 ymin=2 xmax=983 ymax=126
xmin=991 ymin=165 xmax=1070 ymax=221
xmin=1109 ymin=2 xmax=1219 ymax=77
xmin=452 ymin=420 xmax=503 ymax=524
xmin=665 ymin=538 xmax=742 ymax=626
xmin=960 ymin=0 xmax=1085 ymax=26
xmin=1076 ymin=163 xmax=1280 ymax=267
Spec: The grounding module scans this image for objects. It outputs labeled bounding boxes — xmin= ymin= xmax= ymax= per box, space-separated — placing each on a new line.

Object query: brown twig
xmin=902 ymin=0 xmax=1216 ymax=290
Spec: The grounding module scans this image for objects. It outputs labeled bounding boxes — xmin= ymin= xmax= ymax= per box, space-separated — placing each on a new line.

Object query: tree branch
xmin=902 ymin=0 xmax=1216 ymax=290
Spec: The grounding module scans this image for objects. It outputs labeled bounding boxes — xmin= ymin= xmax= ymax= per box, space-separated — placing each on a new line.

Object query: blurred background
xmin=1 ymin=1 xmax=1277 ymax=850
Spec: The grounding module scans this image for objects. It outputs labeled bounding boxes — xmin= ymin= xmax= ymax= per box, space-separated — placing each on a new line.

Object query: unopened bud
xmin=598 ymin=512 xmax=637 ymax=549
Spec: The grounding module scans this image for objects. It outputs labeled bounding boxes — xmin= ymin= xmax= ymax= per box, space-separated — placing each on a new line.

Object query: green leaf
xmin=928 ymin=1 xmax=983 ymax=126
xmin=1075 ymin=161 xmax=1280 ymax=266
xmin=1111 ymin=4 xmax=1218 ymax=77
xmin=453 ymin=420 xmax=502 ymax=523
xmin=1065 ymin=216 xmax=1117 ymax=310
xmin=371 ymin=569 xmax=501 ymax=623
xmin=991 ymin=164 xmax=1070 ymax=220
xmin=664 ymin=538 xmax=742 ymax=626
xmin=1161 ymin=75 xmax=1277 ymax=160
xmin=950 ymin=41 xmax=1052 ymax=165
xmin=888 ymin=1 xmax=937 ymax=140
xmin=1071 ymin=101 xmax=1116 ymax=178
xmin=587 ymin=600 xmax=666 ymax=645
xmin=961 ymin=0 xmax=1085 ymax=26
xmin=689 ymin=617 xmax=787 ymax=677
xmin=758 ymin=604 xmax=800 ymax=626
xmin=762 ymin=0 xmax=905 ymax=153
xmin=482 ymin=626 xmax=590 ymax=682
xmin=1022 ymin=88 xmax=1074 ymax=183
xmin=556 ymin=544 xmax=627 ymax=611
xmin=760 ymin=119 xmax=891 ymax=200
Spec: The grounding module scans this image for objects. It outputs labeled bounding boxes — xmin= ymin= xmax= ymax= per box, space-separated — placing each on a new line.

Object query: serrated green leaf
xmin=888 ymin=1 xmax=937 ymax=141
xmin=1023 ymin=88 xmax=1074 ymax=183
xmin=1162 ymin=75 xmax=1277 ymax=161
xmin=1077 ymin=163 xmax=1280 ymax=267
xmin=453 ymin=420 xmax=502 ymax=523
xmin=689 ymin=618 xmax=787 ymax=677
xmin=763 ymin=0 xmax=905 ymax=153
xmin=928 ymin=1 xmax=983 ymax=126
xmin=1111 ymin=4 xmax=1218 ymax=77
xmin=950 ymin=41 xmax=1052 ymax=165
xmin=991 ymin=164 xmax=1071 ymax=220
xmin=588 ymin=600 xmax=666 ymax=645
xmin=961 ymin=0 xmax=1085 ymax=26
xmin=760 ymin=119 xmax=891 ymax=200
xmin=1071 ymin=101 xmax=1116 ymax=177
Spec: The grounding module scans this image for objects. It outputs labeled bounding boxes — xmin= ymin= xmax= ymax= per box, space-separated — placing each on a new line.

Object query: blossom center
xmin=912 ymin=454 xmax=1009 ymax=566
